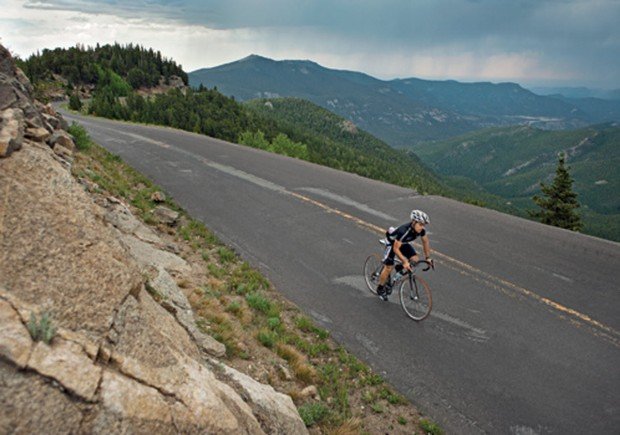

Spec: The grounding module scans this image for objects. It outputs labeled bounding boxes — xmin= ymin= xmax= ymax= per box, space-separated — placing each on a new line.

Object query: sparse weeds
xmin=217 ymin=246 xmax=236 ymax=264
xmin=144 ymin=280 xmax=163 ymax=302
xmin=298 ymin=402 xmax=330 ymax=427
xmin=295 ymin=315 xmax=330 ymax=339
xmin=225 ymin=300 xmax=242 ymax=316
xmin=207 ymin=263 xmax=227 ymax=280
xmin=27 ymin=312 xmax=56 ymax=344
xmin=257 ymin=328 xmax=278 ymax=348
xmin=420 ymin=418 xmax=444 ymax=435
xmin=246 ymin=292 xmax=279 ymax=317
xmin=371 ymin=403 xmax=384 ymax=414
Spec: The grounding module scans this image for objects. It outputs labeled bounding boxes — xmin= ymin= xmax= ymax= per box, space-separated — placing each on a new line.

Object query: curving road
xmin=64 ymin=112 xmax=620 ymax=434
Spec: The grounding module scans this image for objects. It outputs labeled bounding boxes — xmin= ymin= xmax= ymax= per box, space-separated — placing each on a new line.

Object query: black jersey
xmin=386 ymin=222 xmax=425 ymax=244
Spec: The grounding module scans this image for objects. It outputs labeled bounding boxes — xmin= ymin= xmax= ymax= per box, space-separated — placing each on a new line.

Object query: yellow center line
xmin=290 ymin=190 xmax=620 ymax=345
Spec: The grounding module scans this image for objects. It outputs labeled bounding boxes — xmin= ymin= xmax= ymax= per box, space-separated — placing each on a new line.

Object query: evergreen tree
xmin=529 ymin=153 xmax=583 ymax=231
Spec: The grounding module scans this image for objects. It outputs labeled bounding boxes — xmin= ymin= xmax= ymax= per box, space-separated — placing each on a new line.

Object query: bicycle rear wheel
xmin=399 ymin=275 xmax=432 ymax=321
xmin=363 ymin=254 xmax=383 ymax=294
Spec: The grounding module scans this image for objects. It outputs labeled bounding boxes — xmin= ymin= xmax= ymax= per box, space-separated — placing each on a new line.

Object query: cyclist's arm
xmin=393 ymin=240 xmax=411 ymax=269
xmin=421 ymin=234 xmax=432 ymax=261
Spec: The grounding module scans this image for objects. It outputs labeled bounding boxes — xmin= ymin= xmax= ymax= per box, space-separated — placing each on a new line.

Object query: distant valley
xmin=415 ymin=123 xmax=620 ymax=241
xmin=189 ymin=55 xmax=620 ymax=148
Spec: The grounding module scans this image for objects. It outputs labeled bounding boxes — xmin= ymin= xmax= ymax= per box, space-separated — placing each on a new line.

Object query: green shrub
xmin=225 ymin=300 xmax=242 ymax=315
xmin=67 ymin=122 xmax=92 ymax=151
xmin=217 ymin=247 xmax=236 ymax=264
xmin=267 ymin=316 xmax=281 ymax=330
xmin=298 ymin=402 xmax=329 ymax=427
xmin=257 ymin=328 xmax=278 ymax=348
xmin=246 ymin=292 xmax=277 ymax=316
xmin=27 ymin=312 xmax=56 ymax=344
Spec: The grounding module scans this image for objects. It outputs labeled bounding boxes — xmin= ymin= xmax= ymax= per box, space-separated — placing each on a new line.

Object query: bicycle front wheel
xmin=363 ymin=254 xmax=383 ymax=294
xmin=399 ymin=275 xmax=432 ymax=321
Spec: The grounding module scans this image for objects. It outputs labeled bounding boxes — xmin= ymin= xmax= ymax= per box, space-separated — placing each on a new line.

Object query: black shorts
xmin=382 ymin=243 xmax=417 ymax=266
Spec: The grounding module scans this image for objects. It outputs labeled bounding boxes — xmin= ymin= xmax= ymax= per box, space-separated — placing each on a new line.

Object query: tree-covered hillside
xmin=17 ymin=43 xmax=187 ymax=89
xmin=415 ymin=124 xmax=620 ymax=240
xmin=245 ymin=98 xmax=445 ymax=195
xmin=17 ymin=44 xmax=447 ymax=196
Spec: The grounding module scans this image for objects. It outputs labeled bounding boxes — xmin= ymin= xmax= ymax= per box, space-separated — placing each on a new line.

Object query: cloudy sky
xmin=1 ymin=0 xmax=619 ymax=89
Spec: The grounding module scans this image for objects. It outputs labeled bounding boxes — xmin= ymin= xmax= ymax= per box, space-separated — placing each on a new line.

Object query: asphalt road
xmin=64 ymin=112 xmax=620 ymax=434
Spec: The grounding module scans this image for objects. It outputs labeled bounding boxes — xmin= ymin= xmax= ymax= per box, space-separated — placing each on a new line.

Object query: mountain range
xmin=189 ymin=55 xmax=620 ymax=147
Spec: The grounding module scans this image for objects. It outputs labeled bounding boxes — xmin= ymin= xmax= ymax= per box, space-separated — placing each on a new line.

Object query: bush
xmin=67 ymin=122 xmax=92 ymax=151
xmin=27 ymin=312 xmax=56 ymax=344
xmin=69 ymin=92 xmax=82 ymax=111
xmin=257 ymin=328 xmax=278 ymax=348
xmin=246 ymin=292 xmax=277 ymax=316
xmin=298 ymin=402 xmax=329 ymax=427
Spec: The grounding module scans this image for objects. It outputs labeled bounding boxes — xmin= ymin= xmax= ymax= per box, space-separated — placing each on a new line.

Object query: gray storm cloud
xmin=18 ymin=0 xmax=620 ymax=88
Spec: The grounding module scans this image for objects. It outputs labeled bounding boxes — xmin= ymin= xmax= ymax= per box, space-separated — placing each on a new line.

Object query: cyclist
xmin=376 ymin=209 xmax=433 ymax=301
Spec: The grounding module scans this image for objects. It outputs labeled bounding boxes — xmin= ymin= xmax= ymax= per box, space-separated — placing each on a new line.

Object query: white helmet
xmin=410 ymin=209 xmax=430 ymax=224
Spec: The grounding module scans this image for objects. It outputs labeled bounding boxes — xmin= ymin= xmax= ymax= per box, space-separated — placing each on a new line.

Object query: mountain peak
xmin=240 ymin=54 xmax=273 ymax=62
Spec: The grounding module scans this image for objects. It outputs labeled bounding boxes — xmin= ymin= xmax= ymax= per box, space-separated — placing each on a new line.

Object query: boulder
xmin=0 ymin=107 xmax=24 ymax=157
xmin=118 ymin=232 xmax=190 ymax=273
xmin=220 ymin=364 xmax=309 ymax=434
xmin=153 ymin=205 xmax=179 ymax=225
xmin=48 ymin=129 xmax=75 ymax=150
xmin=42 ymin=112 xmax=61 ymax=130
xmin=151 ymin=190 xmax=166 ymax=202
xmin=25 ymin=126 xmax=50 ymax=142
xmin=149 ymin=266 xmax=226 ymax=357
xmin=104 ymin=201 xmax=163 ymax=245
xmin=53 ymin=144 xmax=73 ymax=162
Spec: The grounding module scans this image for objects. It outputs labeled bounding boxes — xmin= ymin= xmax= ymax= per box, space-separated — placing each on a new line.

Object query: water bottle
xmin=393 ymin=264 xmax=404 ymax=281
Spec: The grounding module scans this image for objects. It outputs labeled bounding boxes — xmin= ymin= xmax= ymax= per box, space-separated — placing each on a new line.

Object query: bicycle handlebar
xmin=413 ymin=260 xmax=434 ymax=272
xmin=399 ymin=260 xmax=434 ymax=275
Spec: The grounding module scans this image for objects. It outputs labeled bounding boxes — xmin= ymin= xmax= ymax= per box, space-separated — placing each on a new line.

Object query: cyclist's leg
xmin=401 ymin=244 xmax=418 ymax=265
xmin=378 ymin=245 xmax=396 ymax=286
xmin=377 ymin=248 xmax=395 ymax=300
xmin=378 ymin=264 xmax=393 ymax=286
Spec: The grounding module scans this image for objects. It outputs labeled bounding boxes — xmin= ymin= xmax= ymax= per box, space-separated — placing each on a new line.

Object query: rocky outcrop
xmin=0 ymin=43 xmax=306 ymax=434
xmin=1 ymin=44 xmax=71 ymax=160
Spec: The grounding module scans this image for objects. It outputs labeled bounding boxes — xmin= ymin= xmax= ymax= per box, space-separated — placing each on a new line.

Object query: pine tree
xmin=529 ymin=153 xmax=583 ymax=231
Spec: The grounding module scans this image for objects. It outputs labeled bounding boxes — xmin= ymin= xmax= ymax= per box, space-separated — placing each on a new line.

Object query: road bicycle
xmin=363 ymin=240 xmax=434 ymax=321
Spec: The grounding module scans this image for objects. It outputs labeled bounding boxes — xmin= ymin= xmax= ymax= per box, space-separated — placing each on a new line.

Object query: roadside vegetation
xmin=70 ymin=123 xmax=442 ymax=433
